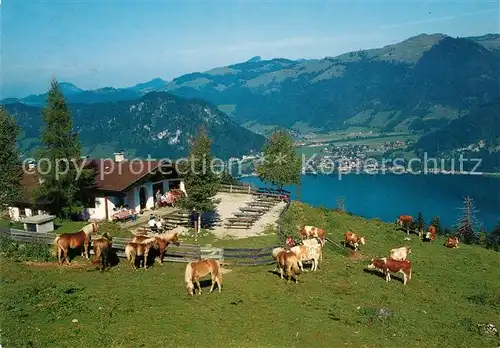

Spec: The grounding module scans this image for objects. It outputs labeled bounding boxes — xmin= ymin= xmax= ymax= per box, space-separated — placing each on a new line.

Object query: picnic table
xmin=239 ymin=207 xmax=268 ymax=213
xmin=113 ymin=209 xmax=136 ymax=221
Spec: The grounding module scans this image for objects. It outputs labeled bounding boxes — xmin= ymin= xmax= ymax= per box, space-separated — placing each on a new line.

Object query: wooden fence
xmin=219 ymin=183 xmax=255 ymax=194
xmin=0 ymin=227 xmax=277 ymax=267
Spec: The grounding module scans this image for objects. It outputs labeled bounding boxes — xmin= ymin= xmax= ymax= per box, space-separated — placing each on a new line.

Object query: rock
xmin=477 ymin=323 xmax=499 ymax=336
xmin=376 ymin=308 xmax=393 ymax=320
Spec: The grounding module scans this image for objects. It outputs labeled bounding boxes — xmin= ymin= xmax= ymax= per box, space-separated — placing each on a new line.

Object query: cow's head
xmin=359 ymin=237 xmax=366 ymax=245
xmin=367 ymin=259 xmax=376 ymax=269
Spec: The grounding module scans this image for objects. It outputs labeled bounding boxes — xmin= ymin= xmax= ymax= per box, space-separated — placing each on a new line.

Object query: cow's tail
xmin=51 ymin=236 xmax=60 ymax=256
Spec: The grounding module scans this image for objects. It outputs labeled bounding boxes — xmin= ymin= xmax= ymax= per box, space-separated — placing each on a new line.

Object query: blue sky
xmin=1 ymin=0 xmax=499 ymax=98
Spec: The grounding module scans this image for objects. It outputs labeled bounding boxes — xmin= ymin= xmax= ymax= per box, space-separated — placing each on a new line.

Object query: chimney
xmin=114 ymin=151 xmax=125 ymax=163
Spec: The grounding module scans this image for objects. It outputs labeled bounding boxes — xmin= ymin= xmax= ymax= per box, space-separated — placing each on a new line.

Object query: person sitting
xmin=148 ymin=216 xmax=158 ymax=232
xmin=284 ymin=235 xmax=296 ymax=249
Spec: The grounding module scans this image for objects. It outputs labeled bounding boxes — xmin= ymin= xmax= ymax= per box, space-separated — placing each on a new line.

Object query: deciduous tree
xmin=256 ymin=130 xmax=301 ymax=191
xmin=178 ymin=127 xmax=220 ymax=243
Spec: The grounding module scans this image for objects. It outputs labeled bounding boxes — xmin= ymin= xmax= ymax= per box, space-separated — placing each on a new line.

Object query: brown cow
xmin=367 ymin=258 xmax=412 ymax=286
xmin=299 ymin=225 xmax=325 ymax=246
xmin=444 ymin=236 xmax=459 ymax=248
xmin=396 ymin=215 xmax=414 ymax=235
xmin=344 ymin=231 xmax=365 ymax=251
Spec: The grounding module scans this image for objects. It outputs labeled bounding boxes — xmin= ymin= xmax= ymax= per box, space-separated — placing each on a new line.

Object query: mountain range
xmin=3 ymin=93 xmax=265 ymax=159
xmin=2 ymin=33 xmax=499 ymax=169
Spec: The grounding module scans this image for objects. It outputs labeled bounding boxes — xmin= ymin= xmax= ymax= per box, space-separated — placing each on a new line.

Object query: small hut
xmin=20 ymin=215 xmax=56 ymax=233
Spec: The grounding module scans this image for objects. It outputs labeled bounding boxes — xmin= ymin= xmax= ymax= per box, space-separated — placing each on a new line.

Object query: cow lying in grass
xmin=389 ymin=246 xmax=411 ymax=261
xmin=367 ymin=258 xmax=412 ymax=286
xmin=344 ymin=231 xmax=365 ymax=251
xmin=444 ymin=237 xmax=459 ymax=248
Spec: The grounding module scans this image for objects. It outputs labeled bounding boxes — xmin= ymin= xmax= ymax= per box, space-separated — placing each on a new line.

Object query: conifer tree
xmin=178 ymin=127 xmax=220 ymax=243
xmin=256 ymin=129 xmax=301 ymax=191
xmin=486 ymin=220 xmax=500 ymax=251
xmin=36 ymin=79 xmax=93 ymax=218
xmin=415 ymin=212 xmax=425 ymax=236
xmin=456 ymin=196 xmax=480 ymax=245
xmin=0 ymin=107 xmax=23 ymax=210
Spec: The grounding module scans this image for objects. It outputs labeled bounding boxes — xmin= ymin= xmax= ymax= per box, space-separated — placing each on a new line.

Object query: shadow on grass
xmin=363 ymin=269 xmax=405 ymax=284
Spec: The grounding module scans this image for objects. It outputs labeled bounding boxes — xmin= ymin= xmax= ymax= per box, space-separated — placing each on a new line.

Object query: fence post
xmin=230 ymin=184 xmax=232 ymax=193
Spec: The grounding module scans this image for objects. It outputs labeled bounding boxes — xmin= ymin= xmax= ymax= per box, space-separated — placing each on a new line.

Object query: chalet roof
xmin=19 ymin=159 xmax=177 ymax=199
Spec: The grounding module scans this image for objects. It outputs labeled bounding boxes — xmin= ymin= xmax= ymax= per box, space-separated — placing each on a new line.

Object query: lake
xmin=241 ymin=174 xmax=500 ymax=231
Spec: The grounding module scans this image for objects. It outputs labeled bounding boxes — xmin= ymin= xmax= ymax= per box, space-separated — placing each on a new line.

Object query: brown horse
xmin=276 ymin=250 xmax=301 ymax=284
xmin=91 ymin=232 xmax=112 ymax=271
xmin=52 ymin=223 xmax=99 ymax=265
xmin=124 ymin=237 xmax=158 ymax=269
xmin=185 ymin=259 xmax=222 ymax=296
xmin=131 ymin=231 xmax=181 ymax=264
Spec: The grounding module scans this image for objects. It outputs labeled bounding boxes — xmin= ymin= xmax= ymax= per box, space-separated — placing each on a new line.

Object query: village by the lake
xmin=1 ymin=2 xmax=500 ymax=348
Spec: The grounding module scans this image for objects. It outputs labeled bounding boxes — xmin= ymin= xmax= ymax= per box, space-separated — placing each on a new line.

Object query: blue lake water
xmin=241 ymin=174 xmax=500 ymax=231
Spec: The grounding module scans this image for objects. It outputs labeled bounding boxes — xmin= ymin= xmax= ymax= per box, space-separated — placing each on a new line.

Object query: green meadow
xmin=1 ymin=202 xmax=499 ymax=348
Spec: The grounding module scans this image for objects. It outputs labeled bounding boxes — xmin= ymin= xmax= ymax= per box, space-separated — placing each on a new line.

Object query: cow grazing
xmin=367 ymin=258 xmax=412 ymax=286
xmin=344 ymin=231 xmax=365 ymax=251
xmin=299 ymin=225 xmax=325 ymax=246
xmin=444 ymin=237 xmax=459 ymax=248
xmin=290 ymin=244 xmax=323 ymax=272
xmin=396 ymin=215 xmax=414 ymax=235
xmin=389 ymin=246 xmax=411 ymax=261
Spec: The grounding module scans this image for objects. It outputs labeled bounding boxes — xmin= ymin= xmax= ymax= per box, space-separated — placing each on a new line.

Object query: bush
xmin=0 ymin=236 xmax=55 ymax=262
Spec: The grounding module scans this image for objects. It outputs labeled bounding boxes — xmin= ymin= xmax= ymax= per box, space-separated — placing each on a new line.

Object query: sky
xmin=1 ymin=0 xmax=499 ymax=98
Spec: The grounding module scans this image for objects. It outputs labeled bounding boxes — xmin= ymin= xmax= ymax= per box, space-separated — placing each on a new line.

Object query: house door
xmin=152 ymin=182 xmax=164 ymax=205
xmin=139 ymin=187 xmax=147 ymax=210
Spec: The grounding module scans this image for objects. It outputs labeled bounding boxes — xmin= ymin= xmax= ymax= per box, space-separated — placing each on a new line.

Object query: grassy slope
xmin=1 ymin=202 xmax=499 ymax=348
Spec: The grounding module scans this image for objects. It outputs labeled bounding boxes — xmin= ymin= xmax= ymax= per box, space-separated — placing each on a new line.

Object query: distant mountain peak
xmin=246 ymin=56 xmax=262 ymax=63
xmin=58 ymin=82 xmax=83 ymax=95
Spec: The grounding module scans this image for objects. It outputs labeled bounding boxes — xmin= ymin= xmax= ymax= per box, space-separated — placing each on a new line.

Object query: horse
xmin=132 ymin=231 xmax=181 ymax=264
xmin=185 ymin=259 xmax=222 ymax=297
xmin=124 ymin=237 xmax=159 ymax=269
xmin=276 ymin=250 xmax=301 ymax=284
xmin=91 ymin=232 xmax=112 ymax=271
xmin=52 ymin=222 xmax=99 ymax=265
xmin=271 ymin=247 xmax=285 ymax=273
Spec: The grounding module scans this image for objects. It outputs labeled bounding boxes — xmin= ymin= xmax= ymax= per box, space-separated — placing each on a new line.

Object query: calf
xmin=290 ymin=244 xmax=322 ymax=272
xmin=367 ymin=258 xmax=412 ymax=286
xmin=299 ymin=225 xmax=325 ymax=246
xmin=389 ymin=246 xmax=411 ymax=261
xmin=344 ymin=231 xmax=366 ymax=251
xmin=444 ymin=237 xmax=459 ymax=248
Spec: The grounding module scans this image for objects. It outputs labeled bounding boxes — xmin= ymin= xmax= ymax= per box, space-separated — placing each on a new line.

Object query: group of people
xmin=147 ymin=214 xmax=167 ymax=232
xmin=155 ymin=190 xmax=177 ymax=208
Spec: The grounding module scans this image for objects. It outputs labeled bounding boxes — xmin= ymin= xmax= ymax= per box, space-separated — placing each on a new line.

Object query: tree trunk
xmin=195 ymin=211 xmax=201 ymax=245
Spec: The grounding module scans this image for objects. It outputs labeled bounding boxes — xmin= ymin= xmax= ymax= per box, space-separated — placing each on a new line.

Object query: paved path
xmin=118 ymin=206 xmax=177 ymax=229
